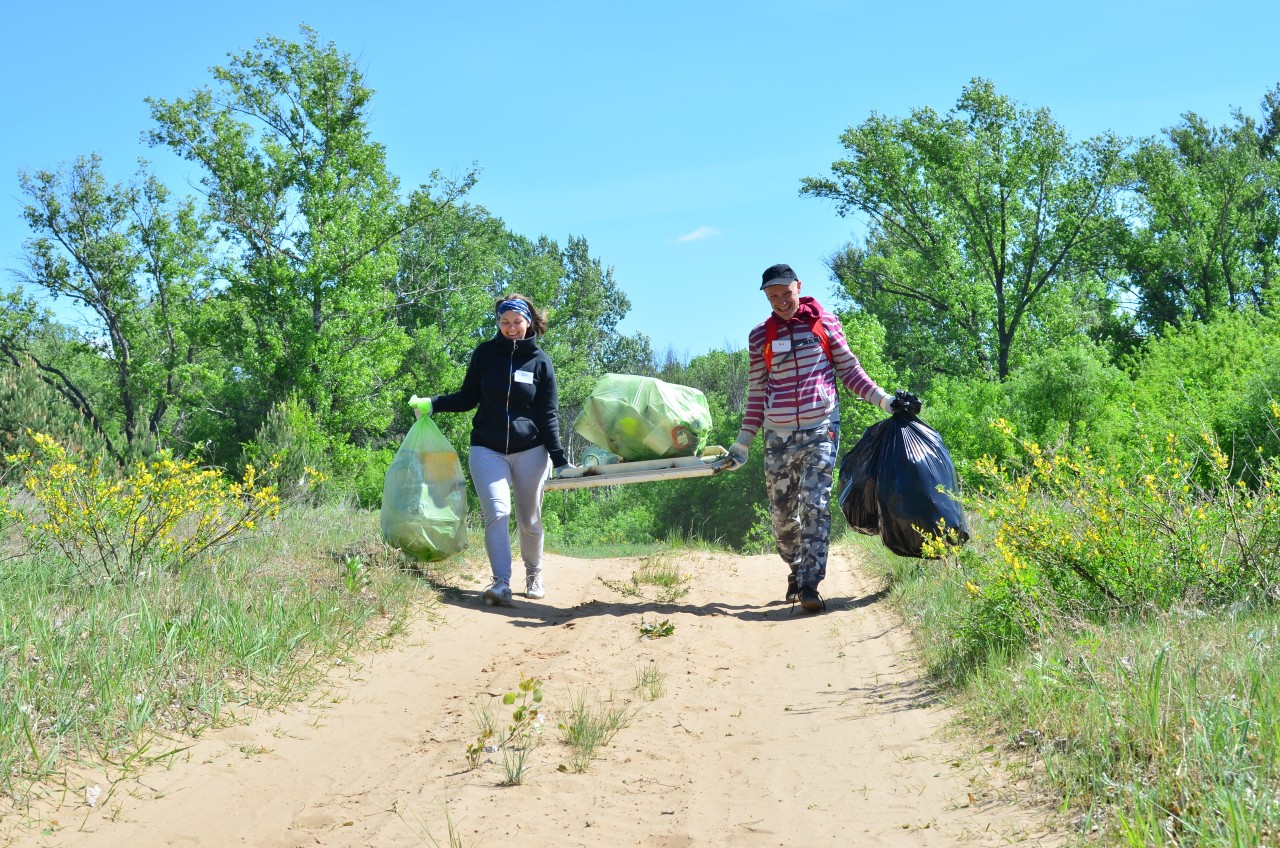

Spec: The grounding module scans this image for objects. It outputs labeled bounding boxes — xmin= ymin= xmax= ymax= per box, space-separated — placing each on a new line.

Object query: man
xmin=727 ymin=263 xmax=916 ymax=612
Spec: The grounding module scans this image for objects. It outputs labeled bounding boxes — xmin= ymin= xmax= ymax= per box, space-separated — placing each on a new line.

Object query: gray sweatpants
xmin=468 ymin=444 xmax=552 ymax=585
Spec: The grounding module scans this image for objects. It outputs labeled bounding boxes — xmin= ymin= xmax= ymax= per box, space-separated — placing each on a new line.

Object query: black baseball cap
xmin=760 ymin=263 xmax=799 ymax=290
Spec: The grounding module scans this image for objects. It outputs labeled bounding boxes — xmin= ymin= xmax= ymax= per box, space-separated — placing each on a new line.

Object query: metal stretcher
xmin=544 ymin=446 xmax=739 ymax=491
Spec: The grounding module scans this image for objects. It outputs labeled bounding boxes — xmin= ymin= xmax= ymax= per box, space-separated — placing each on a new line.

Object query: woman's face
xmin=499 ymin=310 xmax=531 ymax=340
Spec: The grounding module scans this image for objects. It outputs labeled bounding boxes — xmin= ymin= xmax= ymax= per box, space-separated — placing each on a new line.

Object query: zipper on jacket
xmin=788 ymin=322 xmax=801 ymax=430
xmin=505 ymin=339 xmax=516 ymax=454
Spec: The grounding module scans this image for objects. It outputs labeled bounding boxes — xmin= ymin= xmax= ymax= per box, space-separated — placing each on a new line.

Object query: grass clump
xmin=959 ymin=611 xmax=1280 ymax=845
xmin=634 ymin=661 xmax=666 ymax=700
xmin=600 ymin=552 xmax=690 ymax=603
xmin=557 ymin=687 xmax=632 ymax=773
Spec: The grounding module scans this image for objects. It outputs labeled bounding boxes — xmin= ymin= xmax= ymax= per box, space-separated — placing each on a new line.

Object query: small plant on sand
xmin=394 ymin=798 xmax=464 ymax=848
xmin=639 ymin=617 xmax=675 ymax=639
xmin=600 ymin=553 xmax=690 ymax=602
xmin=464 ymin=698 xmax=500 ymax=770
xmin=635 ymin=554 xmax=689 ymax=600
xmin=499 ymin=675 xmax=544 ymax=785
xmin=557 ymin=687 xmax=633 ymax=773
xmin=634 ymin=661 xmax=666 ymax=700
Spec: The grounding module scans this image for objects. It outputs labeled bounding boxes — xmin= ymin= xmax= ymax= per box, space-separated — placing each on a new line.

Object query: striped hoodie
xmin=735 ymin=296 xmax=889 ymax=442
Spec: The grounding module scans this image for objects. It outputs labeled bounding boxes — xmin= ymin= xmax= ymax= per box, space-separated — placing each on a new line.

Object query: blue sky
xmin=4 ymin=1 xmax=1279 ymax=359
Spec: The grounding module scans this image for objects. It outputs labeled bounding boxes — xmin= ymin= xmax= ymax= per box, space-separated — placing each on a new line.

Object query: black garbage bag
xmin=838 ymin=410 xmax=969 ymax=558
xmin=837 ymin=424 xmax=881 ymax=535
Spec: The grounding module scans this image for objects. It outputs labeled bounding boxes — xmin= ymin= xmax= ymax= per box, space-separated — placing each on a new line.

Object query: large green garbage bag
xmin=380 ymin=412 xmax=468 ymax=562
xmin=574 ymin=374 xmax=712 ymax=461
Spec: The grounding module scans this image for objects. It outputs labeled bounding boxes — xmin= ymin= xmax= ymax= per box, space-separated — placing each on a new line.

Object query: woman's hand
xmin=409 ymin=395 xmax=433 ymax=419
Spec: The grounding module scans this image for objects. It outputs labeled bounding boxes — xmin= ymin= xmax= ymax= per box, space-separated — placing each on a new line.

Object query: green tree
xmin=1123 ymin=89 xmax=1280 ymax=334
xmin=802 ymin=78 xmax=1128 ymax=383
xmin=12 ymin=154 xmax=212 ymax=456
xmin=146 ymin=25 xmax=472 ymax=451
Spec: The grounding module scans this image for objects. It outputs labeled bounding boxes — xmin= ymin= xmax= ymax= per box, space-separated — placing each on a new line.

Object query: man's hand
xmin=727 ymin=438 xmax=750 ymax=469
xmin=889 ymin=390 xmax=922 ymax=416
xmin=553 ymin=463 xmax=576 ymax=478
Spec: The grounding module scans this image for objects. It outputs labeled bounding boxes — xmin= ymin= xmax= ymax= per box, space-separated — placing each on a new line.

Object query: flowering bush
xmin=947 ymin=415 xmax=1280 ymax=655
xmin=12 ymin=432 xmax=318 ymax=581
xmin=0 ymin=483 xmax=18 ymax=543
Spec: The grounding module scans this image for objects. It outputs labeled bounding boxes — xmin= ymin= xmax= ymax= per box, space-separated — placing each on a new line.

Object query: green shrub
xmin=1003 ymin=338 xmax=1131 ymax=451
xmin=240 ymin=393 xmax=334 ymax=504
xmin=546 ymin=488 xmax=657 ymax=549
xmin=1226 ymin=354 xmax=1280 ymax=484
xmin=910 ymin=375 xmax=1016 ymax=488
xmin=1127 ymin=309 xmax=1280 ymax=471
xmin=346 ymin=445 xmax=397 ymax=509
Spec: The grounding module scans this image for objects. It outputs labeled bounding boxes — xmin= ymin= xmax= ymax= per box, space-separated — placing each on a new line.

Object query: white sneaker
xmin=526 ymin=569 xmax=545 ymax=600
xmin=482 ymin=581 xmax=512 ymax=606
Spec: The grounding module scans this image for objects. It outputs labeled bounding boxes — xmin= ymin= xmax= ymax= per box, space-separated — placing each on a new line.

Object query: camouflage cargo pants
xmin=763 ymin=423 xmax=839 ymax=588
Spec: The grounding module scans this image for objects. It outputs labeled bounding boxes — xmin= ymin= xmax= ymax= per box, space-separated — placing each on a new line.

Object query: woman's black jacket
xmin=431 ymin=334 xmax=568 ymax=468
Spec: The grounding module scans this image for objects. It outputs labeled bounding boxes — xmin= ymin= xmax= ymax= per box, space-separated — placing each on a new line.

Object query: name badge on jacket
xmin=772 ymin=339 xmax=792 ymax=353
xmin=513 ymin=369 xmax=534 ymax=384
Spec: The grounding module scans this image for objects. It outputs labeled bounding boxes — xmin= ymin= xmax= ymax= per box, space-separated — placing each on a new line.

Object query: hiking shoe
xmin=526 ymin=569 xmax=545 ymax=600
xmin=798 ymin=585 xmax=825 ymax=613
xmin=482 ymin=581 xmax=513 ymax=607
xmin=785 ymin=572 xmax=800 ymax=603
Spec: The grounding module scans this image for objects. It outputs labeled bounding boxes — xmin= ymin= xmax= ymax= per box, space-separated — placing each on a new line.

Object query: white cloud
xmin=676 ymin=226 xmax=722 ymax=243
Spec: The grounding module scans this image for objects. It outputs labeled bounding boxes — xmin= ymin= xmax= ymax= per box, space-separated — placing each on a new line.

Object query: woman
xmin=423 ymin=293 xmax=568 ymax=606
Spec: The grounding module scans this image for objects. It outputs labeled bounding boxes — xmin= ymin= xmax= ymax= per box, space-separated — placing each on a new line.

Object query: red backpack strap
xmin=809 ymin=314 xmax=832 ymax=365
xmin=763 ymin=317 xmax=778 ymax=372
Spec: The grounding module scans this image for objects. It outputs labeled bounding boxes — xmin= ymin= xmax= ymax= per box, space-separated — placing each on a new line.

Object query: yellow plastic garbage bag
xmin=380 ymin=404 xmax=468 ymax=562
xmin=574 ymin=374 xmax=711 ymax=461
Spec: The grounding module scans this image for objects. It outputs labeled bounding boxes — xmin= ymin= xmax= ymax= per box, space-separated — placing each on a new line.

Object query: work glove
xmin=553 ymin=463 xmax=576 ymax=478
xmin=727 ymin=438 xmax=751 ymax=469
xmin=889 ymin=390 xmax=922 ymax=416
xmin=409 ymin=394 xmax=433 ymax=419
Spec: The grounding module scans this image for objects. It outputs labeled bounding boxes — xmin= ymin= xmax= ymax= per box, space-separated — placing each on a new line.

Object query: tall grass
xmin=961 ymin=611 xmax=1280 ymax=845
xmin=0 ymin=505 xmax=433 ymax=803
xmin=863 ymin=528 xmax=1280 ymax=844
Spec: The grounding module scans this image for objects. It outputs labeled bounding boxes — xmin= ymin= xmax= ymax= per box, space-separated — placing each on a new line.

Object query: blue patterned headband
xmin=497 ymin=299 xmax=533 ymax=322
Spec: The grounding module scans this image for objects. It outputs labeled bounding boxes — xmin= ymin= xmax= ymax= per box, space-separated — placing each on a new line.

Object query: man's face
xmin=765 ymin=280 xmax=802 ymax=321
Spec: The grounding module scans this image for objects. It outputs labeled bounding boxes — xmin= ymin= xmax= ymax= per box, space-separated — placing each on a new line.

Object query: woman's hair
xmin=494 ymin=293 xmax=548 ymax=337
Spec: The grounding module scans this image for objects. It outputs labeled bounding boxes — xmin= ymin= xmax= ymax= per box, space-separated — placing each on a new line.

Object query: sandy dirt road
xmin=3 ymin=546 xmax=1061 ymax=847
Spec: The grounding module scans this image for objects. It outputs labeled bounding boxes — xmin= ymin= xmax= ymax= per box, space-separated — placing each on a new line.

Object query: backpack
xmin=763 ymin=313 xmax=832 ymax=372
